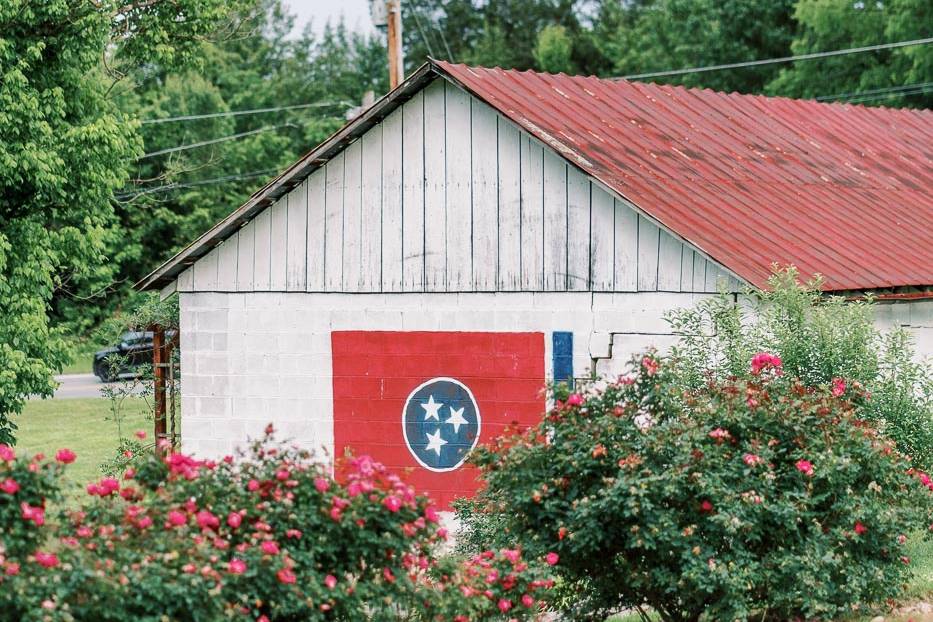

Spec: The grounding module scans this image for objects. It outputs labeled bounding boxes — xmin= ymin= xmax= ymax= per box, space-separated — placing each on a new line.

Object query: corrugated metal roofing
xmin=438 ymin=61 xmax=933 ymax=291
xmin=138 ymin=60 xmax=932 ymax=292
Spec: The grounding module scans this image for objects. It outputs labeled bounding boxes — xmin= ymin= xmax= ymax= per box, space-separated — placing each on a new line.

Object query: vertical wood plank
xmin=497 ymin=117 xmax=522 ymax=290
xmin=590 ymin=185 xmax=614 ymax=290
xmin=402 ymin=92 xmax=425 ymax=291
xmin=613 ymin=198 xmax=638 ymax=291
xmin=520 ymin=135 xmax=544 ymax=290
xmin=324 ymin=153 xmax=344 ymax=291
xmin=193 ymin=246 xmax=219 ymax=290
xmin=657 ymin=229 xmax=683 ymax=291
xmin=423 ymin=79 xmax=446 ymax=291
xmin=342 ymin=139 xmax=363 ymax=291
xmin=269 ymin=197 xmax=288 ymax=290
xmin=543 ymin=150 xmax=567 ymax=290
xmin=306 ymin=168 xmax=326 ymax=291
xmin=177 ymin=266 xmax=194 ymax=292
xmin=705 ymin=261 xmax=726 ymax=292
xmin=692 ymin=251 xmax=707 ymax=293
xmin=236 ymin=222 xmax=254 ymax=292
xmin=253 ymin=208 xmax=271 ymax=290
xmin=381 ymin=107 xmax=403 ymax=292
xmin=286 ymin=180 xmax=308 ymax=291
xmin=360 ymin=127 xmax=383 ymax=291
xmin=680 ymin=247 xmax=695 ymax=292
xmin=636 ymin=214 xmax=660 ymax=291
xmin=566 ymin=168 xmax=590 ymax=290
xmin=217 ymin=236 xmax=238 ymax=291
xmin=728 ymin=275 xmax=744 ymax=293
xmin=471 ymin=100 xmax=498 ymax=291
xmin=445 ymin=82 xmax=472 ymax=290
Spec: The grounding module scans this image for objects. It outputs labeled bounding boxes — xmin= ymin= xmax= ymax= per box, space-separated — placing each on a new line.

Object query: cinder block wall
xmin=179 ymin=291 xmax=714 ymax=458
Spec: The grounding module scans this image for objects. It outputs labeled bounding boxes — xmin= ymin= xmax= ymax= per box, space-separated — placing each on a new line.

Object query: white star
xmin=424 ymin=429 xmax=448 ymax=456
xmin=445 ymin=406 xmax=469 ymax=434
xmin=420 ymin=395 xmax=443 ymax=421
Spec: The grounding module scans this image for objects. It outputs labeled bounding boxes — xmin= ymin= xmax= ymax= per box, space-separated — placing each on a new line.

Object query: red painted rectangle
xmin=332 ymin=331 xmax=545 ymax=508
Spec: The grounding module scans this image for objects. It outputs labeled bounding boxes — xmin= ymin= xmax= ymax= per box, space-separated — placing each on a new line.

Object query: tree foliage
xmin=0 ymin=0 xmax=260 ymax=441
xmin=459 ymin=354 xmax=933 ymax=621
xmin=666 ymin=268 xmax=933 ymax=469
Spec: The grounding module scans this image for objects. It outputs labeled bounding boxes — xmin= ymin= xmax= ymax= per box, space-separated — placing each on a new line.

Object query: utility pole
xmin=371 ymin=0 xmax=404 ymax=89
xmin=387 ymin=0 xmax=404 ymax=89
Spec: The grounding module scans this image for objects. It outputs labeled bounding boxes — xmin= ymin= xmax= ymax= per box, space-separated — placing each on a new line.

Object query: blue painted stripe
xmin=552 ymin=331 xmax=573 ymax=385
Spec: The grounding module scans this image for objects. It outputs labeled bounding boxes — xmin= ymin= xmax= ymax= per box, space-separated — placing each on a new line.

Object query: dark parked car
xmin=93 ymin=331 xmax=175 ymax=382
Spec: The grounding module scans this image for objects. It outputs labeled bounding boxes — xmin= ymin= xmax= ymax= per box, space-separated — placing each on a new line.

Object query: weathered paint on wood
xmin=182 ymin=77 xmax=741 ymax=295
xmin=423 ymin=79 xmax=447 ymax=291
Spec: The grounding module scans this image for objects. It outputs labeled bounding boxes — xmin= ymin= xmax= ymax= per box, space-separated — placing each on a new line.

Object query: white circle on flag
xmin=401 ymin=376 xmax=481 ymax=473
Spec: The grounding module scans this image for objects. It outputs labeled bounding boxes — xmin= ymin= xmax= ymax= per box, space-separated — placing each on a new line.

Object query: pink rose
xmin=566 ymin=393 xmax=584 ymax=406
xmin=34 ymin=552 xmax=59 ymax=568
xmin=795 ymin=460 xmax=814 ymax=477
xmin=196 ymin=510 xmax=220 ymax=530
xmin=247 ymin=479 xmax=260 ymax=492
xmin=166 ymin=510 xmax=187 ymax=527
xmin=383 ymin=495 xmax=402 ymax=512
xmin=325 ymin=574 xmax=337 ymax=589
xmin=55 ymin=449 xmax=76 ymax=464
xmin=750 ymin=352 xmax=782 ymax=376
xmin=314 ymin=477 xmax=330 ymax=493
xmin=743 ymin=453 xmax=762 ymax=467
xmin=522 ymin=594 xmax=535 ymax=608
xmin=831 ymin=378 xmax=846 ymax=397
xmin=134 ymin=430 xmax=147 ymax=439
xmin=545 ymin=552 xmax=559 ymax=566
xmin=136 ymin=516 xmax=153 ymax=529
xmin=276 ymin=568 xmax=296 ymax=584
xmin=260 ymin=541 xmax=280 ymax=555
xmin=5 ymin=562 xmax=20 ymax=576
xmin=498 ymin=599 xmax=513 ymax=612
xmin=1 ymin=478 xmax=20 ymax=494
xmin=228 ymin=558 xmax=247 ymax=575
xmin=0 ymin=444 xmax=14 ymax=462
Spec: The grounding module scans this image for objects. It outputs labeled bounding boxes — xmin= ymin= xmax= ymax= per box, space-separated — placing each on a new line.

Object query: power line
xmin=116 ymin=168 xmax=279 ymax=200
xmin=138 ymin=125 xmax=293 ymax=160
xmin=838 ymin=84 xmax=932 ymax=104
xmin=618 ymin=36 xmax=933 ymax=80
xmin=141 ymin=101 xmax=353 ymax=124
xmin=816 ymin=81 xmax=933 ymax=101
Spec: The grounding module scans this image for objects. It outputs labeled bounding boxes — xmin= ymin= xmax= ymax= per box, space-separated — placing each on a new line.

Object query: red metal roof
xmin=437 ymin=61 xmax=933 ymax=291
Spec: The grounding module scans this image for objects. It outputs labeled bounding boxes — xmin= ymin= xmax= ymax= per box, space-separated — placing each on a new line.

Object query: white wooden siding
xmin=184 ymin=78 xmax=741 ymax=295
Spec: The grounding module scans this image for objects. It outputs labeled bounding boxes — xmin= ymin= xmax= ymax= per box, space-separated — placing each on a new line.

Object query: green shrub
xmin=666 ymin=267 xmax=933 ymax=469
xmin=0 ymin=429 xmax=556 ymax=621
xmin=461 ymin=353 xmax=933 ymax=621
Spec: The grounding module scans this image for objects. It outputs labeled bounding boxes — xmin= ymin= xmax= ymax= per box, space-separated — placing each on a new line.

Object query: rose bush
xmin=460 ymin=353 xmax=933 ymax=621
xmin=0 ymin=428 xmax=555 ymax=621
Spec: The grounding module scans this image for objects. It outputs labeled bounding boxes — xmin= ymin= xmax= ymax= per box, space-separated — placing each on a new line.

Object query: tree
xmin=0 ymin=0 xmax=249 ymax=443
xmin=602 ymin=0 xmax=797 ymax=93
xmin=767 ymin=0 xmax=932 ymax=107
xmin=534 ymin=24 xmax=575 ymax=74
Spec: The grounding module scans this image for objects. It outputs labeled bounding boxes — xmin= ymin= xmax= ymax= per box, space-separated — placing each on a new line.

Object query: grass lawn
xmin=18 ymin=397 xmax=150 ymax=488
xmin=60 ymin=340 xmax=102 ymax=375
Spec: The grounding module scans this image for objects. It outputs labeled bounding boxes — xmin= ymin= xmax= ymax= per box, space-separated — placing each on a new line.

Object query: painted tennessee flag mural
xmin=331 ymin=332 xmax=545 ymax=508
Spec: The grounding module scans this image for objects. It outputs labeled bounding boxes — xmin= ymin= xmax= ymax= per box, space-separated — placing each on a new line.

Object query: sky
xmin=284 ymin=0 xmax=376 ymax=37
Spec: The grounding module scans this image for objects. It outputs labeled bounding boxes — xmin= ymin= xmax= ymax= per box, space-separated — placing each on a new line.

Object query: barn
xmin=138 ymin=60 xmax=933 ymax=506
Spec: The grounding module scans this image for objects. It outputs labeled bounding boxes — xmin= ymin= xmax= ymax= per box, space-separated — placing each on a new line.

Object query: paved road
xmin=48 ymin=374 xmax=145 ymax=399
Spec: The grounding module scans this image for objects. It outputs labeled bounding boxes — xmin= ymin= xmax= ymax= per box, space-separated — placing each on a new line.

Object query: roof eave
xmin=135 ymin=61 xmax=442 ymax=292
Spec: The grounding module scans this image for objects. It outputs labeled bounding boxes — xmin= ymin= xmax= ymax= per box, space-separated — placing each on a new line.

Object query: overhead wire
xmin=138 ymin=125 xmax=294 ymax=160
xmin=116 ymin=168 xmax=279 ymax=201
xmin=617 ymin=36 xmax=933 ymax=80
xmin=141 ymin=101 xmax=353 ymax=124
xmin=816 ymin=81 xmax=933 ymax=102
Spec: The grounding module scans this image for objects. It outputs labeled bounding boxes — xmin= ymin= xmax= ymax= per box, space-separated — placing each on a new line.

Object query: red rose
xmin=854 ymin=521 xmax=867 ymax=536
xmin=34 ymin=552 xmax=59 ymax=568
xmin=383 ymin=495 xmax=402 ymax=512
xmin=55 ymin=449 xmax=76 ymax=464
xmin=276 ymin=568 xmax=296 ymax=584
xmin=699 ymin=500 xmax=714 ymax=514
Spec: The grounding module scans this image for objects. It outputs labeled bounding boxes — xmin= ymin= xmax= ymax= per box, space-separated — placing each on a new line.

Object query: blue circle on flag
xmin=402 ymin=377 xmax=481 ymax=472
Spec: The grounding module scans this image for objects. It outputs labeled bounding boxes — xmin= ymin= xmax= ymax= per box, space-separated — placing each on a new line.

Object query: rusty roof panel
xmin=437 ymin=61 xmax=933 ymax=291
